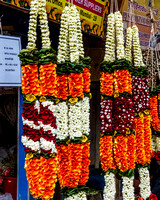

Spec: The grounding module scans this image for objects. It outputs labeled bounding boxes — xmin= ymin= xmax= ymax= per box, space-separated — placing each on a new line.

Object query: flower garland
xmin=25 ymin=155 xmax=58 ymax=200
xmin=103 ymin=172 xmax=116 ymax=200
xmin=132 ymin=24 xmax=151 ymax=199
xmin=125 ymin=27 xmax=132 ymax=62
xmin=122 ymin=176 xmax=135 ymax=200
xmin=100 ymin=11 xmax=116 ymax=200
xmin=19 ymin=0 xmax=58 ymax=198
xmin=56 ymin=5 xmax=91 ymax=199
xmin=115 ymin=11 xmax=125 ymax=60
xmin=104 ymin=13 xmax=115 ymax=62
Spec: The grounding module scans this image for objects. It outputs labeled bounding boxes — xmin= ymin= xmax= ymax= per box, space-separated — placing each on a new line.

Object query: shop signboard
xmin=3 ymin=0 xmax=109 ymax=38
xmin=0 ymin=35 xmax=21 ymax=86
xmin=121 ymin=0 xmax=160 ymax=50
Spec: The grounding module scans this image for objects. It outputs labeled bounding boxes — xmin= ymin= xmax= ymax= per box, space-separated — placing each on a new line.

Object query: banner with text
xmin=4 ymin=0 xmax=109 ymax=38
xmin=121 ymin=0 xmax=160 ymax=49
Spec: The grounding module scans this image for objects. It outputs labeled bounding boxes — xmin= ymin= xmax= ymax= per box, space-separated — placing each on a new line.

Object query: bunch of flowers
xmin=56 ymin=5 xmax=90 ymax=199
xmin=132 ymin=24 xmax=152 ymax=199
xmin=100 ymin=11 xmax=116 ymax=200
xmin=19 ymin=0 xmax=59 ymax=198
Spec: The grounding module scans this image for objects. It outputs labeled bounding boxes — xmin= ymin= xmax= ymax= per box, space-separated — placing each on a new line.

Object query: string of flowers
xmin=113 ymin=17 xmax=135 ymax=200
xmin=100 ymin=12 xmax=116 ymax=200
xmin=132 ymin=24 xmax=151 ymax=200
xmin=56 ymin=5 xmax=91 ymax=199
xmin=19 ymin=0 xmax=58 ymax=198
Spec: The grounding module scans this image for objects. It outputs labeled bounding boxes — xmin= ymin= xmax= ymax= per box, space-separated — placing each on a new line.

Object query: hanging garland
xmin=19 ymin=0 xmax=58 ymax=198
xmin=132 ymin=25 xmax=152 ymax=200
xmin=56 ymin=5 xmax=91 ymax=199
xmin=100 ymin=11 xmax=116 ymax=200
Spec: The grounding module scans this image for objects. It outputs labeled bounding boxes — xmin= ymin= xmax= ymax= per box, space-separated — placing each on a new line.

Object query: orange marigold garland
xmin=25 ymin=155 xmax=58 ymax=200
xmin=56 ymin=74 xmax=68 ymax=100
xmin=78 ymin=142 xmax=90 ymax=186
xmin=100 ymin=135 xmax=115 ymax=171
xmin=67 ymin=143 xmax=82 ymax=188
xmin=68 ymin=72 xmax=83 ymax=98
xmin=57 ymin=144 xmax=70 ymax=188
xmin=114 ymin=69 xmax=132 ymax=95
xmin=100 ymin=72 xmax=114 ymax=96
xmin=150 ymin=95 xmax=160 ymax=131
xmin=127 ymin=134 xmax=136 ymax=170
xmin=143 ymin=114 xmax=152 ymax=164
xmin=83 ymin=67 xmax=91 ymax=94
xmin=134 ymin=115 xmax=146 ymax=165
xmin=21 ymin=64 xmax=40 ymax=96
xmin=39 ymin=62 xmax=57 ymax=96
xmin=114 ymin=135 xmax=128 ymax=172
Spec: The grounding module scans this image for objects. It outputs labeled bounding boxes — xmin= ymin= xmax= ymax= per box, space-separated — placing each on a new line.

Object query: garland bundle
xmin=132 ymin=25 xmax=151 ymax=200
xmin=100 ymin=12 xmax=116 ymax=200
xmin=19 ymin=0 xmax=58 ymax=198
xmin=56 ymin=5 xmax=91 ymax=199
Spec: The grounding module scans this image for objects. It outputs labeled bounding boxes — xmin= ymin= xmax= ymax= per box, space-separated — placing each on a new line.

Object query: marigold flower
xmin=100 ymin=72 xmax=114 ymax=96
xmin=144 ymin=114 xmax=152 ymax=164
xmin=83 ymin=67 xmax=91 ymax=93
xmin=127 ymin=134 xmax=136 ymax=170
xmin=56 ymin=74 xmax=68 ymax=100
xmin=78 ymin=142 xmax=90 ymax=185
xmin=68 ymin=73 xmax=83 ymax=98
xmin=150 ymin=95 xmax=160 ymax=131
xmin=39 ymin=63 xmax=57 ymax=97
xmin=114 ymin=70 xmax=132 ymax=95
xmin=100 ymin=135 xmax=116 ymax=172
xmin=21 ymin=64 xmax=40 ymax=96
xmin=135 ymin=116 xmax=146 ymax=165
xmin=114 ymin=135 xmax=128 ymax=172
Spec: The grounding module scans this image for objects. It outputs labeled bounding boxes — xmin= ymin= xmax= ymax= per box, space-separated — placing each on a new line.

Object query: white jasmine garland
xmin=104 ymin=13 xmax=115 ymax=62
xmin=68 ymin=101 xmax=82 ymax=139
xmin=115 ymin=11 xmax=125 ymax=60
xmin=68 ymin=5 xmax=79 ymax=63
xmin=56 ymin=101 xmax=69 ymax=140
xmin=38 ymin=0 xmax=51 ymax=49
xmin=125 ymin=27 xmax=132 ymax=62
xmin=27 ymin=0 xmax=39 ymax=50
xmin=75 ymin=7 xmax=84 ymax=59
xmin=81 ymin=97 xmax=90 ymax=136
xmin=40 ymin=137 xmax=57 ymax=153
xmin=103 ymin=172 xmax=116 ymax=200
xmin=57 ymin=6 xmax=70 ymax=63
xmin=65 ymin=191 xmax=87 ymax=200
xmin=122 ymin=176 xmax=134 ymax=200
xmin=21 ymin=136 xmax=40 ymax=152
xmin=139 ymin=167 xmax=151 ymax=199
xmin=132 ymin=25 xmax=145 ymax=67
